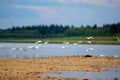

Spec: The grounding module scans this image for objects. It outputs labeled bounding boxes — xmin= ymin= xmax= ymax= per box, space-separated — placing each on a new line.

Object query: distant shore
xmin=0 ymin=56 xmax=120 ymax=80
xmin=0 ymin=37 xmax=120 ymax=44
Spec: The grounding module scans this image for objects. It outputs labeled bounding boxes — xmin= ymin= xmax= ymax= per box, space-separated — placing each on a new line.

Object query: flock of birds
xmin=0 ymin=37 xmax=119 ymax=58
xmin=9 ymin=40 xmax=43 ymax=52
xmin=0 ymin=40 xmax=92 ymax=52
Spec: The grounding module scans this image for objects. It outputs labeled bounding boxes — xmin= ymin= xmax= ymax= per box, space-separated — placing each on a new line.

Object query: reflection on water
xmin=41 ymin=68 xmax=120 ymax=80
xmin=0 ymin=42 xmax=120 ymax=58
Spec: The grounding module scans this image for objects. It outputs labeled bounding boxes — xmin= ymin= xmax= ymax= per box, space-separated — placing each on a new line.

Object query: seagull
xmin=61 ymin=42 xmax=69 ymax=48
xmin=28 ymin=40 xmax=42 ymax=49
xmin=61 ymin=45 xmax=65 ymax=48
xmin=73 ymin=43 xmax=78 ymax=45
xmin=86 ymin=36 xmax=95 ymax=39
xmin=9 ymin=48 xmax=27 ymax=52
xmin=9 ymin=48 xmax=27 ymax=58
xmin=63 ymin=42 xmax=69 ymax=45
xmin=34 ymin=40 xmax=42 ymax=45
xmin=87 ymin=41 xmax=92 ymax=44
xmin=116 ymin=37 xmax=120 ymax=42
xmin=44 ymin=41 xmax=49 ymax=44
xmin=0 ymin=44 xmax=3 ymax=48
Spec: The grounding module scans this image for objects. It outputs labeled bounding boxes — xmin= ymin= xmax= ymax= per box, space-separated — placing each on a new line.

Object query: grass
xmin=0 ymin=36 xmax=120 ymax=44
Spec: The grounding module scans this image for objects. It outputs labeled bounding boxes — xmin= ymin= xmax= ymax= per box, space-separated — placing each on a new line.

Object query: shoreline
xmin=0 ymin=56 xmax=120 ymax=80
xmin=0 ymin=41 xmax=120 ymax=45
xmin=0 ymin=37 xmax=120 ymax=44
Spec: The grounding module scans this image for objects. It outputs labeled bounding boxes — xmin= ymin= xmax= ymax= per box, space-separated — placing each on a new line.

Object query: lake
xmin=41 ymin=68 xmax=120 ymax=80
xmin=0 ymin=42 xmax=120 ymax=58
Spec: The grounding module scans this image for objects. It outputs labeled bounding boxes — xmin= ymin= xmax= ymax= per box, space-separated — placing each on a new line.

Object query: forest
xmin=0 ymin=23 xmax=120 ymax=39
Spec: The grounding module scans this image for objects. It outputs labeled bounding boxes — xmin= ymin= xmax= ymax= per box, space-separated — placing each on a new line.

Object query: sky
xmin=0 ymin=0 xmax=120 ymax=29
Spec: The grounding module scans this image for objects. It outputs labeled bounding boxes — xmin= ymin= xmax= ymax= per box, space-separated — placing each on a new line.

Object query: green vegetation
xmin=0 ymin=23 xmax=120 ymax=44
xmin=0 ymin=37 xmax=120 ymax=44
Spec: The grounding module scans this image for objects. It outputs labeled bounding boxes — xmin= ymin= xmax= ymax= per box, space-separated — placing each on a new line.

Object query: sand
xmin=0 ymin=56 xmax=120 ymax=80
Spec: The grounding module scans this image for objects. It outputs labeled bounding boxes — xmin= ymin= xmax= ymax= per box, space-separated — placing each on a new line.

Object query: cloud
xmin=13 ymin=5 xmax=85 ymax=21
xmin=14 ymin=5 xmax=57 ymax=19
xmin=13 ymin=5 xmax=81 ymax=19
xmin=48 ymin=0 xmax=120 ymax=7
xmin=12 ymin=4 xmax=120 ymax=27
xmin=13 ymin=5 xmax=97 ymax=25
xmin=72 ymin=0 xmax=107 ymax=5
xmin=48 ymin=0 xmax=106 ymax=5
xmin=14 ymin=5 xmax=51 ymax=11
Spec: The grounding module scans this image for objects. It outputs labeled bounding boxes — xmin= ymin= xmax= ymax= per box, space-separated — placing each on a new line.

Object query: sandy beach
xmin=0 ymin=56 xmax=120 ymax=80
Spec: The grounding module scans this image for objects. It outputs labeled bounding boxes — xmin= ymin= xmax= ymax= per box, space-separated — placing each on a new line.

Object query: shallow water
xmin=0 ymin=42 xmax=120 ymax=58
xmin=41 ymin=68 xmax=120 ymax=80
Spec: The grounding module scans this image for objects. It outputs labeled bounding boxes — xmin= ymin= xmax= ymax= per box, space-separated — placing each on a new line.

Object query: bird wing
xmin=9 ymin=48 xmax=16 ymax=52
xmin=34 ymin=40 xmax=42 ymax=46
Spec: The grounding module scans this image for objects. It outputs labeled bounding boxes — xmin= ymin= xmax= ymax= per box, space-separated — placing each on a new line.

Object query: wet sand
xmin=0 ymin=56 xmax=120 ymax=80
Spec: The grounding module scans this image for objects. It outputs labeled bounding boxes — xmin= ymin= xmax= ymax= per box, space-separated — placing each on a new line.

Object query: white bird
xmin=116 ymin=37 xmax=120 ymax=42
xmin=99 ymin=54 xmax=105 ymax=57
xmin=34 ymin=40 xmax=42 ymax=45
xmin=87 ymin=41 xmax=92 ymax=44
xmin=63 ymin=42 xmax=69 ymax=45
xmin=73 ymin=43 xmax=78 ymax=45
xmin=86 ymin=48 xmax=94 ymax=52
xmin=61 ymin=45 xmax=65 ymax=48
xmin=28 ymin=40 xmax=42 ymax=49
xmin=9 ymin=48 xmax=27 ymax=52
xmin=61 ymin=42 xmax=69 ymax=48
xmin=0 ymin=44 xmax=3 ymax=48
xmin=28 ymin=45 xmax=39 ymax=49
xmin=9 ymin=48 xmax=26 ymax=58
xmin=44 ymin=41 xmax=49 ymax=44
xmin=86 ymin=36 xmax=95 ymax=39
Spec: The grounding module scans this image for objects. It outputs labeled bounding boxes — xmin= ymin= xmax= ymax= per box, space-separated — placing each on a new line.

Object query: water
xmin=0 ymin=42 xmax=120 ymax=58
xmin=41 ymin=68 xmax=120 ymax=80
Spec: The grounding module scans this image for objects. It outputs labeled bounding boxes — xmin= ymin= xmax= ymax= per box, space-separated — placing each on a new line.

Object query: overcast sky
xmin=0 ymin=0 xmax=120 ymax=28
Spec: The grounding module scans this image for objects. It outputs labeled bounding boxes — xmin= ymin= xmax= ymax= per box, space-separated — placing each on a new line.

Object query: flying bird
xmin=44 ymin=41 xmax=49 ymax=44
xmin=73 ymin=43 xmax=78 ymax=45
xmin=28 ymin=40 xmax=42 ymax=49
xmin=9 ymin=48 xmax=27 ymax=52
xmin=61 ymin=45 xmax=65 ymax=48
xmin=61 ymin=42 xmax=69 ymax=48
xmin=116 ymin=37 xmax=120 ymax=42
xmin=63 ymin=42 xmax=69 ymax=45
xmin=87 ymin=41 xmax=92 ymax=44
xmin=0 ymin=44 xmax=4 ymax=48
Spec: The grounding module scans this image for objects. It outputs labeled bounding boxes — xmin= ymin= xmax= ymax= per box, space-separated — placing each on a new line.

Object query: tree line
xmin=0 ymin=23 xmax=120 ymax=38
